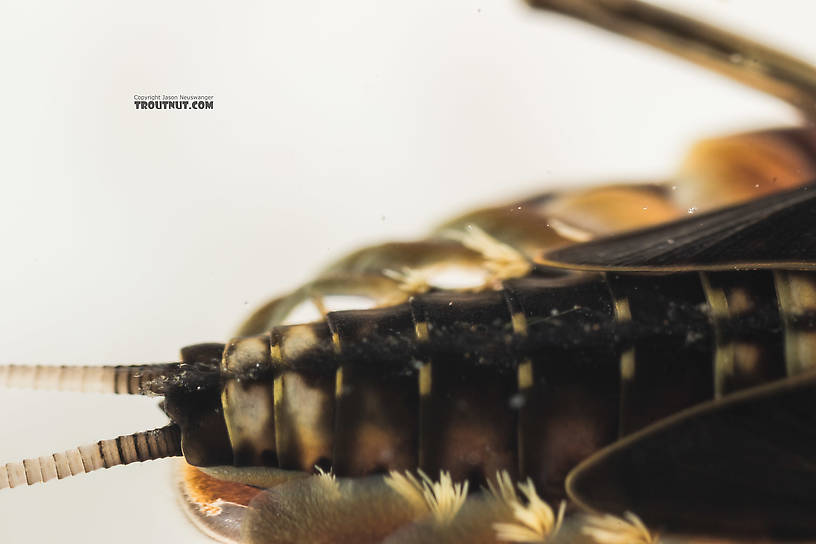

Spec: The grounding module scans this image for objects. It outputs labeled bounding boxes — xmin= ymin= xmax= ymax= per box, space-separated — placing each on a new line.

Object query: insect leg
xmin=528 ymin=0 xmax=816 ymax=117
xmin=677 ymin=128 xmax=816 ymax=213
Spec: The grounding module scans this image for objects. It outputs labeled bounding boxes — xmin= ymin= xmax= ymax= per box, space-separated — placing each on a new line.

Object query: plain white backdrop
xmin=0 ymin=1 xmax=811 ymax=542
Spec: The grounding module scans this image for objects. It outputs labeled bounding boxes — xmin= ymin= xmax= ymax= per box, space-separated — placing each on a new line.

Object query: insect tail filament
xmin=0 ymin=424 xmax=181 ymax=490
xmin=0 ymin=362 xmax=182 ymax=396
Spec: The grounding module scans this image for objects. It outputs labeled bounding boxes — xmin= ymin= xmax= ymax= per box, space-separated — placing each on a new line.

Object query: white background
xmin=0 ymin=1 xmax=811 ymax=542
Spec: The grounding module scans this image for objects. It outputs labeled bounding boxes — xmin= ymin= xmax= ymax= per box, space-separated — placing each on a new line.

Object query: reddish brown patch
xmin=182 ymin=463 xmax=264 ymax=510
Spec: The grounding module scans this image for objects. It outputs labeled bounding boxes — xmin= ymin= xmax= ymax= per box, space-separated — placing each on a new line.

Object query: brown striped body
xmin=174 ymin=261 xmax=814 ymax=504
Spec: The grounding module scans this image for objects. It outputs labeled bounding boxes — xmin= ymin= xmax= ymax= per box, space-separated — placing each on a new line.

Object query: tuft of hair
xmin=313 ymin=465 xmax=339 ymax=493
xmin=384 ymin=470 xmax=469 ymax=524
xmin=486 ymin=470 xmax=518 ymax=505
xmin=581 ymin=512 xmax=659 ymax=544
xmin=492 ymin=474 xmax=565 ymax=543
xmin=384 ymin=470 xmax=427 ymax=510
xmin=444 ymin=224 xmax=532 ymax=284
xmin=383 ymin=267 xmax=432 ymax=295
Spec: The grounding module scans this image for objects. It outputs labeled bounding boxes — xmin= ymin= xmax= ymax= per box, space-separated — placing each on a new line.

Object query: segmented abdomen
xmin=206 ymin=267 xmax=812 ymax=501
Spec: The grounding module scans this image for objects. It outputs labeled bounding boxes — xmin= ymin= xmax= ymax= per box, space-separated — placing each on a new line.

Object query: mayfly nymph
xmin=4 ymin=1 xmax=816 ymax=543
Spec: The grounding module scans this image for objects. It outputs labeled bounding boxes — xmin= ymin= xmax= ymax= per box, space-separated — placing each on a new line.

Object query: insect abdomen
xmin=183 ymin=267 xmax=805 ymax=501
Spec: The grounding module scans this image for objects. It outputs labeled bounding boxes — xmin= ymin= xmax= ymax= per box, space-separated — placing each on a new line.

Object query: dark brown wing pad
xmin=542 ymin=183 xmax=816 ymax=271
xmin=566 ymin=372 xmax=816 ymax=540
